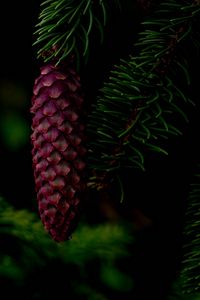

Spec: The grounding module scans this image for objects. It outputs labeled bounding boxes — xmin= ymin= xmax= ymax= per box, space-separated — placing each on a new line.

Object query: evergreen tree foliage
xmin=87 ymin=0 xmax=199 ymax=176
xmin=177 ymin=164 xmax=200 ymax=295
xmin=28 ymin=0 xmax=200 ymax=298
xmin=33 ymin=0 xmax=118 ymax=65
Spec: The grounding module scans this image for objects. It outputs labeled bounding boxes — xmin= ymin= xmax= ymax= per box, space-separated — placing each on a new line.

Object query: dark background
xmin=0 ymin=1 xmax=40 ymax=209
xmin=0 ymin=1 xmax=199 ymax=299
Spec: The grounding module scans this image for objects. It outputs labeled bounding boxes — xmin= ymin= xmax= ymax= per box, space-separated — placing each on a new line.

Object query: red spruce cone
xmin=30 ymin=60 xmax=87 ymax=242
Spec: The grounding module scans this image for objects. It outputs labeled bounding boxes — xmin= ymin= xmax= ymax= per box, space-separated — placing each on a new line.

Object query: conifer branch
xmin=33 ymin=0 xmax=113 ymax=65
xmin=178 ymin=164 xmax=200 ymax=295
xmin=87 ymin=0 xmax=200 ymax=176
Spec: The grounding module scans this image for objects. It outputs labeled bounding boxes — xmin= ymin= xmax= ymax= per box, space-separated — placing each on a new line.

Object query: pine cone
xmin=30 ymin=60 xmax=87 ymax=242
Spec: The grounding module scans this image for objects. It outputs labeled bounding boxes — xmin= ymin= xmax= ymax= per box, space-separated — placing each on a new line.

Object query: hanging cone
xmin=30 ymin=59 xmax=87 ymax=242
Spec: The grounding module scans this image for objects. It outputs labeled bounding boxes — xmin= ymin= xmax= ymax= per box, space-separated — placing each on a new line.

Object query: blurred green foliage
xmin=0 ymin=111 xmax=30 ymax=151
xmin=0 ymin=197 xmax=134 ymax=299
xmin=0 ymin=79 xmax=30 ymax=151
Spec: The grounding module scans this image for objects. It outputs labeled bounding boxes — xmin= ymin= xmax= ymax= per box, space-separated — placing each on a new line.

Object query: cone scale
xmin=30 ymin=60 xmax=87 ymax=242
